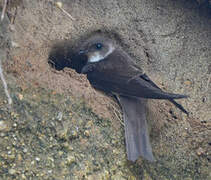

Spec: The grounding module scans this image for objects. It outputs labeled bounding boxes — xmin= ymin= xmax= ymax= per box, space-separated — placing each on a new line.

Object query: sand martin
xmin=78 ymin=34 xmax=188 ymax=162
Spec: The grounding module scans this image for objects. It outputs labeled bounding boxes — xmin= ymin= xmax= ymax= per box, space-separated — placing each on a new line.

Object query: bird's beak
xmin=79 ymin=49 xmax=88 ymax=55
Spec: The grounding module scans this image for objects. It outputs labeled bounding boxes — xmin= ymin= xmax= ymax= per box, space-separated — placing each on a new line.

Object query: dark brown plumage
xmin=78 ymin=34 xmax=188 ymax=162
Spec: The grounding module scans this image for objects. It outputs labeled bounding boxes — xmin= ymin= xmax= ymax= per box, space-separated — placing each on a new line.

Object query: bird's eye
xmin=95 ymin=43 xmax=103 ymax=50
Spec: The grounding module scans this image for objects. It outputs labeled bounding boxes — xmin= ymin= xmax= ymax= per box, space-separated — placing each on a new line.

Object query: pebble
xmin=56 ymin=112 xmax=63 ymax=121
xmin=63 ymin=142 xmax=74 ymax=151
xmin=84 ymin=130 xmax=90 ymax=137
xmin=9 ymin=24 xmax=16 ymax=31
xmin=66 ymin=154 xmax=76 ymax=165
xmin=8 ymin=154 xmax=15 ymax=160
xmin=23 ymin=148 xmax=28 ymax=153
xmin=21 ymin=174 xmax=27 ymax=179
xmin=17 ymin=154 xmax=22 ymax=161
xmin=35 ymin=157 xmax=40 ymax=161
xmin=0 ymin=121 xmax=11 ymax=131
xmin=184 ymin=80 xmax=192 ymax=86
xmin=11 ymin=41 xmax=20 ymax=48
xmin=48 ymin=170 xmax=52 ymax=174
xmin=71 ymin=130 xmax=78 ymax=138
xmin=55 ymin=2 xmax=63 ymax=8
xmin=13 ymin=123 xmax=17 ymax=127
xmin=58 ymin=151 xmax=64 ymax=156
xmin=8 ymin=168 xmax=16 ymax=175
xmin=86 ymin=121 xmax=93 ymax=128
xmin=196 ymin=147 xmax=205 ymax=156
xmin=18 ymin=93 xmax=23 ymax=100
xmin=0 ymin=132 xmax=5 ymax=137
xmin=111 ymin=173 xmax=125 ymax=180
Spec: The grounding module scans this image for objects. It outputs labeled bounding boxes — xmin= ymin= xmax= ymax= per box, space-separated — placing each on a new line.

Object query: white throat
xmin=88 ymin=44 xmax=115 ymax=63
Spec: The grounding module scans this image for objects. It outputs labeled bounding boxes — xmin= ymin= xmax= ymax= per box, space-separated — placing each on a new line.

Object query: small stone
xmin=111 ymin=139 xmax=117 ymax=145
xmin=10 ymin=112 xmax=19 ymax=118
xmin=56 ymin=112 xmax=63 ymax=121
xmin=9 ymin=24 xmax=16 ymax=31
xmin=184 ymin=80 xmax=192 ymax=86
xmin=87 ymin=174 xmax=103 ymax=180
xmin=35 ymin=157 xmax=40 ymax=161
xmin=57 ymin=130 xmax=68 ymax=140
xmin=8 ymin=154 xmax=15 ymax=160
xmin=111 ymin=173 xmax=124 ymax=180
xmin=17 ymin=154 xmax=22 ymax=161
xmin=84 ymin=130 xmax=90 ymax=137
xmin=18 ymin=93 xmax=23 ymax=100
xmin=48 ymin=170 xmax=52 ymax=174
xmin=116 ymin=160 xmax=123 ymax=166
xmin=0 ymin=121 xmax=11 ymax=131
xmin=9 ymin=168 xmax=16 ymax=175
xmin=47 ymin=156 xmax=55 ymax=163
xmin=55 ymin=2 xmax=62 ymax=8
xmin=182 ymin=132 xmax=187 ymax=137
xmin=86 ymin=121 xmax=93 ymax=128
xmin=66 ymin=154 xmax=76 ymax=165
xmin=196 ymin=147 xmax=205 ymax=156
xmin=13 ymin=123 xmax=17 ymax=127
xmin=58 ymin=151 xmax=63 ymax=156
xmin=23 ymin=148 xmax=28 ymax=153
xmin=60 ymin=161 xmax=66 ymax=167
xmin=21 ymin=174 xmax=27 ymax=179
xmin=11 ymin=41 xmax=20 ymax=48
xmin=71 ymin=130 xmax=78 ymax=137
xmin=63 ymin=142 xmax=74 ymax=151
xmin=128 ymin=176 xmax=136 ymax=180
xmin=112 ymin=149 xmax=119 ymax=155
xmin=143 ymin=169 xmax=153 ymax=180
xmin=104 ymin=170 xmax=110 ymax=179
xmin=51 ymin=91 xmax=57 ymax=95
xmin=0 ymin=132 xmax=5 ymax=137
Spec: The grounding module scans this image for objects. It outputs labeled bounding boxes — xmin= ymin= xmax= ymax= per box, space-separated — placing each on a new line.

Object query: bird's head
xmin=79 ymin=35 xmax=115 ymax=67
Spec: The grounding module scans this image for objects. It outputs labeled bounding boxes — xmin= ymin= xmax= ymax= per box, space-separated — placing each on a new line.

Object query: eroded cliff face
xmin=0 ymin=0 xmax=210 ymax=179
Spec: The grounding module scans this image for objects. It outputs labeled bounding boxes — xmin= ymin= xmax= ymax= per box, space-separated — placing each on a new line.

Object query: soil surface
xmin=0 ymin=0 xmax=210 ymax=179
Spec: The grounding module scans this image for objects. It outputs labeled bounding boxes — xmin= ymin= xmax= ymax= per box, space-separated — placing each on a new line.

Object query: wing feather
xmin=87 ymin=71 xmax=188 ymax=99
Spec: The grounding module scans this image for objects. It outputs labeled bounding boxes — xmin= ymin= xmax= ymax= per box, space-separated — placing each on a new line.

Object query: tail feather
xmin=118 ymin=95 xmax=155 ymax=162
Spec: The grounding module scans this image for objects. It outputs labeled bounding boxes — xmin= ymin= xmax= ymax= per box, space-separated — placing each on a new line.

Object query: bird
xmin=78 ymin=33 xmax=188 ymax=162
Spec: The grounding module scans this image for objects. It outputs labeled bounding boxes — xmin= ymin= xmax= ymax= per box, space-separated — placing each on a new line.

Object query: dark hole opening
xmin=48 ymin=42 xmax=87 ymax=74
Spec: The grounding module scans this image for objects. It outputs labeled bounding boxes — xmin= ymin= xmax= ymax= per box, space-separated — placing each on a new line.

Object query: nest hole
xmin=47 ymin=30 xmax=123 ymax=73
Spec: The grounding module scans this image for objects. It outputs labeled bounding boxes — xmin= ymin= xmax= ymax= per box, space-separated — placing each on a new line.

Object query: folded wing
xmin=87 ymin=71 xmax=188 ymax=100
xmin=140 ymin=74 xmax=188 ymax=115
